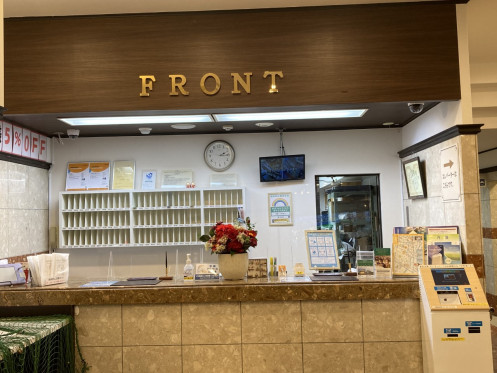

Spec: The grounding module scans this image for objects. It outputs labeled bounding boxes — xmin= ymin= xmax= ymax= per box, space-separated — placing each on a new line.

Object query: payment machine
xmin=419 ymin=264 xmax=493 ymax=373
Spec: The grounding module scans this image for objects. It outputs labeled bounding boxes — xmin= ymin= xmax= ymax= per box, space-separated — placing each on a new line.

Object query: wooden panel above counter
xmin=4 ymin=3 xmax=460 ymax=114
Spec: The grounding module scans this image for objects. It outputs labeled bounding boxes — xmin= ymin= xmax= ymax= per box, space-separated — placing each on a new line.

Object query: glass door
xmin=315 ymin=174 xmax=382 ymax=271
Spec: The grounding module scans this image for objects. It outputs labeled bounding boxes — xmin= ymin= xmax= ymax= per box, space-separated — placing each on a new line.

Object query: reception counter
xmin=0 ymin=277 xmax=422 ymax=372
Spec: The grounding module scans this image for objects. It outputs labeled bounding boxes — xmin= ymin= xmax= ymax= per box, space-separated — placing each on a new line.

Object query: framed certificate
xmin=112 ymin=160 xmax=135 ymax=190
xmin=268 ymin=192 xmax=293 ymax=226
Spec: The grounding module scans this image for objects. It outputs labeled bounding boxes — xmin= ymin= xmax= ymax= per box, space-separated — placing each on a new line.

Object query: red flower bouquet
xmin=200 ymin=218 xmax=257 ymax=254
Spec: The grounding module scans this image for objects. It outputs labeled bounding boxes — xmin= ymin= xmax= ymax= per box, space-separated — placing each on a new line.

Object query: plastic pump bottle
xmin=183 ymin=253 xmax=194 ymax=282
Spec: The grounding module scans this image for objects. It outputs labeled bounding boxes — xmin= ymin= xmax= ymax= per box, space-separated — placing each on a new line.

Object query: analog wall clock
xmin=204 ymin=140 xmax=235 ymax=171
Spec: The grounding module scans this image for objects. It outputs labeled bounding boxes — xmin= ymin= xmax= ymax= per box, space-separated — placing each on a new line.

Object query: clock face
xmin=204 ymin=140 xmax=235 ymax=171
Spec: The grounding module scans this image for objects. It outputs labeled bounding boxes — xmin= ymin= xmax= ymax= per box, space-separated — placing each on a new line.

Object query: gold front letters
xmin=231 ymin=72 xmax=252 ymax=94
xmin=139 ymin=75 xmax=156 ymax=97
xmin=169 ymin=75 xmax=189 ymax=96
xmin=200 ymin=73 xmax=221 ymax=96
xmin=139 ymin=71 xmax=282 ymax=97
xmin=263 ymin=71 xmax=284 ymax=93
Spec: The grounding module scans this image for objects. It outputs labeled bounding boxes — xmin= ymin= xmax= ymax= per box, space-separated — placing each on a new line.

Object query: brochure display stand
xmin=59 ymin=188 xmax=245 ymax=248
xmin=419 ymin=264 xmax=493 ymax=372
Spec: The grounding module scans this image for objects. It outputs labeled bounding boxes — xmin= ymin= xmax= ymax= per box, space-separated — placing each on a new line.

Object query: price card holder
xmin=305 ymin=230 xmax=340 ymax=271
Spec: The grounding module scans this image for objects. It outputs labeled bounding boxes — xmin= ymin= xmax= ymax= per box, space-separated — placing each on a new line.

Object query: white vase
xmin=217 ymin=253 xmax=249 ymax=280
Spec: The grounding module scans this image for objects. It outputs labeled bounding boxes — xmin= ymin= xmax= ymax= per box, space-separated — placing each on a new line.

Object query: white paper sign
xmin=441 ymin=145 xmax=461 ymax=202
xmin=30 ymin=132 xmax=40 ymax=159
xmin=21 ymin=128 xmax=31 ymax=157
xmin=39 ymin=135 xmax=48 ymax=161
xmin=2 ymin=123 xmax=12 ymax=153
xmin=12 ymin=125 xmax=23 ymax=155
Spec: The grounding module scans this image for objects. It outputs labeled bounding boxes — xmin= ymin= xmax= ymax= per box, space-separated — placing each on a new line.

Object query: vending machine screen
xmin=431 ymin=268 xmax=470 ymax=285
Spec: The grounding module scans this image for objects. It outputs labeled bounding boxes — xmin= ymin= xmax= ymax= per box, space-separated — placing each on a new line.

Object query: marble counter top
xmin=0 ymin=276 xmax=419 ymax=307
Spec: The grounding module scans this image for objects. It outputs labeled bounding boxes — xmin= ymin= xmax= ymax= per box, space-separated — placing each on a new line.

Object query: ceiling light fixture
xmin=213 ymin=109 xmax=367 ymax=122
xmin=171 ymin=124 xmax=196 ymax=130
xmin=255 ymin=122 xmax=274 ymax=127
xmin=58 ymin=115 xmax=213 ymax=126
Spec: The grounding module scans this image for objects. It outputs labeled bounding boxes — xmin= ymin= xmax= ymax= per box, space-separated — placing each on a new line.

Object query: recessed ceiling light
xmin=382 ymin=122 xmax=395 ymax=126
xmin=213 ymin=109 xmax=367 ymax=122
xmin=171 ymin=124 xmax=196 ymax=130
xmin=255 ymin=122 xmax=274 ymax=127
xmin=58 ymin=115 xmax=213 ymax=126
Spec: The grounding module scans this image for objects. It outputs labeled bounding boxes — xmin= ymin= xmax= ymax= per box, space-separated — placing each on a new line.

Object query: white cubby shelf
xmin=59 ymin=188 xmax=245 ymax=249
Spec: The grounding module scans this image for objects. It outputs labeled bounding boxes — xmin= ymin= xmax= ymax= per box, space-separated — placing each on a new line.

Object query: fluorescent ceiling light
xmin=58 ymin=115 xmax=213 ymax=126
xmin=213 ymin=109 xmax=367 ymax=122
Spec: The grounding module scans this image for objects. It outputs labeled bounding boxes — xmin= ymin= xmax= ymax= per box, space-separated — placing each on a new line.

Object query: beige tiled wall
xmin=76 ymin=299 xmax=422 ymax=373
xmin=0 ymin=160 xmax=49 ymax=259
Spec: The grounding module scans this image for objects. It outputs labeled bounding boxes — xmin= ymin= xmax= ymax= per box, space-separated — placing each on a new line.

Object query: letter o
xmin=200 ymin=73 xmax=221 ymax=96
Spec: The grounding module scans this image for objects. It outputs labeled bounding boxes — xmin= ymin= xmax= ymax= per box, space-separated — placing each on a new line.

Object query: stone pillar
xmin=481 ymin=173 xmax=497 ymax=308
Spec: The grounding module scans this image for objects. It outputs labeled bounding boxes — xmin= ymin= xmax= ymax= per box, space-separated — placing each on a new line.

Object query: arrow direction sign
xmin=440 ymin=145 xmax=461 ymax=202
xmin=443 ymin=160 xmax=454 ymax=168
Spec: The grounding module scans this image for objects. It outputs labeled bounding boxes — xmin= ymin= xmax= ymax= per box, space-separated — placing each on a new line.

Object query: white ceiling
xmin=3 ymin=0 xmax=441 ymax=18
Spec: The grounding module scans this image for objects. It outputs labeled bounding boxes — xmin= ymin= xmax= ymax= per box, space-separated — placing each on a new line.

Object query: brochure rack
xmin=59 ymin=188 xmax=245 ymax=248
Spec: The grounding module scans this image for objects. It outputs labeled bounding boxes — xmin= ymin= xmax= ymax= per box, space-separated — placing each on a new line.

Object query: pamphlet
xmin=426 ymin=233 xmax=462 ymax=265
xmin=374 ymin=248 xmax=392 ymax=278
xmin=392 ymin=234 xmax=424 ymax=276
xmin=356 ymin=251 xmax=374 ymax=277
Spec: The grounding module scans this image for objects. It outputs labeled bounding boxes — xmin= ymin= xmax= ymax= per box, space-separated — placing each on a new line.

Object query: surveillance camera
xmin=67 ymin=129 xmax=80 ymax=139
xmin=408 ymin=103 xmax=424 ymax=114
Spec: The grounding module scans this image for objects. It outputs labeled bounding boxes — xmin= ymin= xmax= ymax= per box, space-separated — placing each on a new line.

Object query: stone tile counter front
xmin=0 ymin=278 xmax=422 ymax=372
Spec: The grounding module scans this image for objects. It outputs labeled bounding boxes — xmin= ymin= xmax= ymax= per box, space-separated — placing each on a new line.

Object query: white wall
xmin=401 ymin=101 xmax=463 ymax=148
xmin=50 ymin=129 xmax=403 ymax=280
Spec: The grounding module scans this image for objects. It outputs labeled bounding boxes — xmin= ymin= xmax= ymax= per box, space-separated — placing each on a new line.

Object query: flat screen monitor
xmin=259 ymin=154 xmax=305 ymax=182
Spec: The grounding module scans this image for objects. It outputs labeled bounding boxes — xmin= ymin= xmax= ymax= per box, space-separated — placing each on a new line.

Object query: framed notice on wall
xmin=112 ymin=160 xmax=135 ymax=190
xmin=66 ymin=162 xmax=110 ymax=191
xmin=66 ymin=162 xmax=90 ymax=191
xmin=160 ymin=170 xmax=193 ymax=188
xmin=305 ymin=230 xmax=340 ymax=271
xmin=268 ymin=192 xmax=293 ymax=226
xmin=88 ymin=162 xmax=110 ymax=190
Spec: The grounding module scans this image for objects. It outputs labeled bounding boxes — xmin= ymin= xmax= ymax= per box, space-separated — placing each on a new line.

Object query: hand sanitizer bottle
xmin=183 ymin=253 xmax=194 ymax=282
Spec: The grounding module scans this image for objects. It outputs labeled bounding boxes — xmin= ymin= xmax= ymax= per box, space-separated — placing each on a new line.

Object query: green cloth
xmin=0 ymin=315 xmax=87 ymax=373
